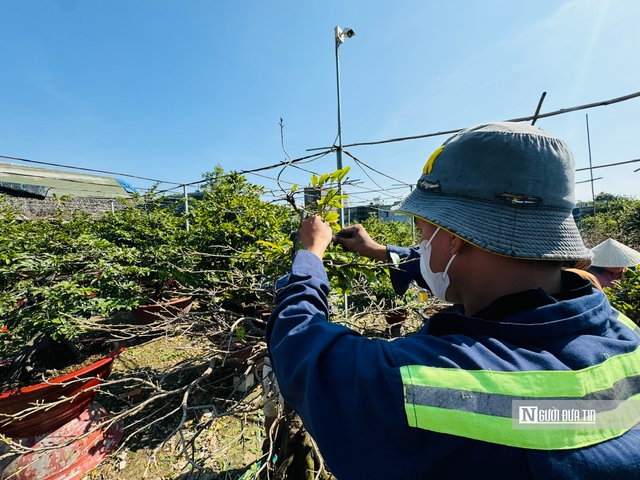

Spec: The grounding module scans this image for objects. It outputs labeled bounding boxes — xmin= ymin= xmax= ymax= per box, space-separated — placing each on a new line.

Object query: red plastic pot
xmin=0 ymin=341 xmax=125 ymax=438
xmin=228 ymin=343 xmax=255 ymax=360
xmin=0 ymin=401 xmax=124 ymax=480
xmin=385 ymin=313 xmax=407 ymax=325
xmin=132 ymin=296 xmax=193 ymax=324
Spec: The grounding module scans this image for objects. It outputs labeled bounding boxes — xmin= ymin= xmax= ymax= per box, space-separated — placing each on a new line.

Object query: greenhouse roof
xmin=0 ymin=162 xmax=135 ymax=198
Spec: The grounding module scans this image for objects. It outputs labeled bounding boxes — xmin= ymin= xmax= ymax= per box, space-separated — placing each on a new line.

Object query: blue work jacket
xmin=266 ymin=249 xmax=640 ymax=479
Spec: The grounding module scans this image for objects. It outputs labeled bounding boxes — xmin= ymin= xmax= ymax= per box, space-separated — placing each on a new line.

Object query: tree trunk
xmin=264 ymin=405 xmax=333 ymax=480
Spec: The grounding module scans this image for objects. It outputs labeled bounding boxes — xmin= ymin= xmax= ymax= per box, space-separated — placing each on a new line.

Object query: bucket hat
xmin=590 ymin=238 xmax=640 ymax=268
xmin=392 ymin=122 xmax=592 ymax=260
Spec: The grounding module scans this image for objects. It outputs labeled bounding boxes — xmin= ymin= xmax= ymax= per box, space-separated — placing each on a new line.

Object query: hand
xmin=332 ymin=224 xmax=387 ymax=261
xmin=299 ymin=216 xmax=333 ymax=260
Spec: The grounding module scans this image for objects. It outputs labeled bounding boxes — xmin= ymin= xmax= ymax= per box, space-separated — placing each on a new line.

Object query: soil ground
xmin=84 ymin=334 xmax=266 ymax=480
xmin=79 ymin=303 xmax=450 ymax=479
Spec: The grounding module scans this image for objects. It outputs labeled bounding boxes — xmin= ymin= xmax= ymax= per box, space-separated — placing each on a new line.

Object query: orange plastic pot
xmin=0 ymin=342 xmax=124 ymax=438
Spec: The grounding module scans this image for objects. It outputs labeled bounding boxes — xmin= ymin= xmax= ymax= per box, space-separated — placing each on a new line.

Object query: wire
xmin=173 ymin=150 xmax=333 ymax=191
xmin=246 ymin=171 xmax=298 ymax=186
xmin=6 ymin=86 xmax=639 ymax=206
xmin=576 ymin=158 xmax=640 ymax=172
xmin=285 ymin=163 xmax=322 ymax=176
xmin=0 ymin=154 xmax=179 ymax=185
xmin=345 ymin=181 xmax=405 ymax=200
xmin=346 ymin=185 xmax=409 ymax=195
xmin=350 ymin=158 xmax=387 ymax=193
xmin=343 ymin=150 xmax=411 ymax=185
xmin=307 ymin=90 xmax=640 ymax=151
xmin=345 ymin=189 xmax=405 ymax=205
xmin=240 ymin=150 xmax=332 ymax=176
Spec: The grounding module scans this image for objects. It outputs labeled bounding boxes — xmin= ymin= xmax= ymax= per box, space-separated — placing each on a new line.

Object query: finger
xmin=335 ymin=230 xmax=354 ymax=239
xmin=332 ymin=236 xmax=351 ymax=251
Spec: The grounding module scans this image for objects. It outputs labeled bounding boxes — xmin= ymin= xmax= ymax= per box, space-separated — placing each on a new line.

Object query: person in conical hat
xmin=588 ymin=238 xmax=640 ymax=288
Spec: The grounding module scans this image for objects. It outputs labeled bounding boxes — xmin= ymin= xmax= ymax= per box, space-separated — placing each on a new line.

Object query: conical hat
xmin=590 ymin=238 xmax=640 ymax=268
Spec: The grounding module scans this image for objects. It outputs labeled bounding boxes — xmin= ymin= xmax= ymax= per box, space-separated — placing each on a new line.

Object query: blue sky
xmin=1 ymin=0 xmax=638 ymax=207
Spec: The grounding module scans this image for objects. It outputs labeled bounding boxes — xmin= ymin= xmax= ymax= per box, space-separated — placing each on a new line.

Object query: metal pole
xmin=586 ymin=114 xmax=596 ymax=238
xmin=183 ymin=184 xmax=190 ymax=232
xmin=334 ymin=26 xmax=354 ymax=316
xmin=393 ymin=183 xmax=416 ymax=241
xmin=335 ymin=34 xmax=344 ymax=228
xmin=410 ymin=185 xmax=416 ymax=240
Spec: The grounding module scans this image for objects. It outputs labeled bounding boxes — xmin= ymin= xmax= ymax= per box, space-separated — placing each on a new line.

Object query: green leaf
xmin=236 ymin=327 xmax=246 ymax=341
xmin=256 ymin=240 xmax=279 ymax=249
xmin=337 ymin=166 xmax=351 ymax=181
xmin=332 ymin=194 xmax=349 ymax=202
xmin=324 ymin=212 xmax=339 ymax=223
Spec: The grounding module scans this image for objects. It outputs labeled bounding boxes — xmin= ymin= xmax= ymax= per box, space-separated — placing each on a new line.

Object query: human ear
xmin=450 ymin=236 xmax=466 ymax=255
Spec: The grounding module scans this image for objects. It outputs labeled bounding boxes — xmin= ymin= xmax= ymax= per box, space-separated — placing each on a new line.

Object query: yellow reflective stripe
xmin=401 ymin=311 xmax=640 ymax=447
xmin=405 ymin=394 xmax=640 ymax=450
xmin=400 ymin=344 xmax=640 ymax=398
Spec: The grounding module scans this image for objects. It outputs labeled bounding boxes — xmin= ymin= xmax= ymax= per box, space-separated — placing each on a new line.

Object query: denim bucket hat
xmin=392 ymin=122 xmax=592 ymax=260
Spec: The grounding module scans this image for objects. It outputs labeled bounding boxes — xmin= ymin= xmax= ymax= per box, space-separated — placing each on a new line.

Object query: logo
xmin=516 ymin=404 xmax=596 ymax=425
xmin=519 ymin=406 xmax=538 ymax=424
xmin=513 ymin=399 xmax=640 ymax=430
xmin=423 ymin=145 xmax=444 ymax=174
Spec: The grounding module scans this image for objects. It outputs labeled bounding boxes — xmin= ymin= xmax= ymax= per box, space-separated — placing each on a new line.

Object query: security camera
xmin=335 ymin=26 xmax=356 ymax=44
xmin=343 ymin=28 xmax=355 ymax=38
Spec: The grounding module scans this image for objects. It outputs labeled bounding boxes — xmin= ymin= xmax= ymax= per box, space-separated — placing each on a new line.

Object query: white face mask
xmin=419 ymin=227 xmax=457 ymax=302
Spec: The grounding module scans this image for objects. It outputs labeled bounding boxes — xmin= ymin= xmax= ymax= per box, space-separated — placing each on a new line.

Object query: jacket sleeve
xmin=265 ymin=250 xmax=411 ymax=474
xmin=387 ymin=244 xmax=428 ymax=294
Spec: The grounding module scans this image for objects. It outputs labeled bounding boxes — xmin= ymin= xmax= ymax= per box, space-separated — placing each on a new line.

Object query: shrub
xmin=606 ymin=269 xmax=640 ymax=325
xmin=189 ymin=166 xmax=297 ymax=310
xmin=0 ymin=166 xmax=298 ymax=356
xmin=0 ymin=201 xmax=145 ymax=357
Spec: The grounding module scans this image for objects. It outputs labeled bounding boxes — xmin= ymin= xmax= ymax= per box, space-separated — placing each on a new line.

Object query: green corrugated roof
xmin=0 ymin=162 xmax=131 ymax=198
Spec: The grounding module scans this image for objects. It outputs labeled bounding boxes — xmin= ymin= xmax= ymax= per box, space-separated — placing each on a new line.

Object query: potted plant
xmin=94 ymin=192 xmax=200 ymax=323
xmin=371 ymin=279 xmax=420 ymax=338
xmin=132 ymin=295 xmax=194 ymax=324
xmin=0 ymin=203 xmax=133 ymax=437
xmin=0 ymin=400 xmax=124 ymax=479
xmin=0 ymin=339 xmax=124 ymax=438
xmin=372 ymin=281 xmax=410 ymax=323
xmin=188 ymin=167 xmax=298 ymax=316
xmin=131 ymin=278 xmax=194 ymax=324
